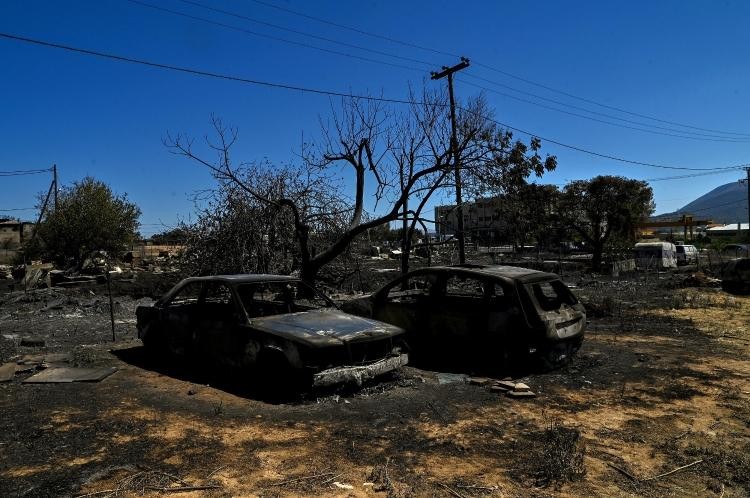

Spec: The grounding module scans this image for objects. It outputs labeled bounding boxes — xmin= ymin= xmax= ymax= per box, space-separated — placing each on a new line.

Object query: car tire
xmin=537 ymin=338 xmax=583 ymax=372
xmin=255 ymin=349 xmax=308 ymax=395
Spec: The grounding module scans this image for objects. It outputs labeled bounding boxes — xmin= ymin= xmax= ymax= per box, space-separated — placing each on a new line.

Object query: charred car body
xmin=136 ymin=275 xmax=408 ymax=387
xmin=721 ymin=258 xmax=750 ymax=294
xmin=343 ymin=265 xmax=586 ymax=371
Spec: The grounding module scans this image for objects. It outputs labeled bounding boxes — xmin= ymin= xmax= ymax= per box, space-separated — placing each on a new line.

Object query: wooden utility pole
xmin=52 ymin=164 xmax=58 ymax=210
xmin=743 ymin=167 xmax=750 ymax=238
xmin=432 ymin=57 xmax=470 ymax=264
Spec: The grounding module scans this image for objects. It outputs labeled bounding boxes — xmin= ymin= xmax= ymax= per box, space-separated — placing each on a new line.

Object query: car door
xmin=372 ymin=271 xmax=437 ymax=337
xmin=195 ymin=282 xmax=249 ymax=369
xmin=160 ymin=281 xmax=203 ymax=356
xmin=423 ymin=272 xmax=490 ymax=361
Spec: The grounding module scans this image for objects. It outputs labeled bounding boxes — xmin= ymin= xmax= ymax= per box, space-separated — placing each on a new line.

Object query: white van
xmin=675 ymin=244 xmax=698 ymax=265
xmin=633 ymin=242 xmax=677 ymax=269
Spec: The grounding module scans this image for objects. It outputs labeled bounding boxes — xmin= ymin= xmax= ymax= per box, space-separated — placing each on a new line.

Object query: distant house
xmin=0 ymin=219 xmax=35 ymax=248
xmin=706 ymin=223 xmax=750 ymax=237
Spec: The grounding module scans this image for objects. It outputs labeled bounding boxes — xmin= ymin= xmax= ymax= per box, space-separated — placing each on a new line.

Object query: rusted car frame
xmin=136 ymin=275 xmax=408 ymax=388
xmin=343 ymin=264 xmax=586 ymax=371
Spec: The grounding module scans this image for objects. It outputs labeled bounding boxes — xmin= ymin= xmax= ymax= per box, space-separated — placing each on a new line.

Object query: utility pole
xmin=52 ymin=164 xmax=58 ymax=211
xmin=432 ymin=57 xmax=470 ymax=264
xmin=743 ymin=166 xmax=750 ymax=239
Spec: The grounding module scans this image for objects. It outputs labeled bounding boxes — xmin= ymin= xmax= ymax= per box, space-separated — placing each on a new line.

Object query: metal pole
xmin=106 ymin=258 xmax=116 ymax=342
xmin=52 ymin=164 xmax=58 ymax=211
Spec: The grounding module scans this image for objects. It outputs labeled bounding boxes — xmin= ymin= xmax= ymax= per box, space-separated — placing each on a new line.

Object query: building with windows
xmin=0 ymin=219 xmax=35 ymax=249
xmin=434 ymin=198 xmax=507 ymax=242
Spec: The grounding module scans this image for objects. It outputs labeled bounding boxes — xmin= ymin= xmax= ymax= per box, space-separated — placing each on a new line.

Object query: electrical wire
xmin=125 ymin=0 xmax=425 ymax=74
xmin=460 ymin=79 xmax=750 ymax=143
xmin=1 ymin=31 xmax=747 ymax=173
xmin=0 ymin=168 xmax=52 ymax=176
xmin=174 ymin=0 xmax=434 ymax=69
xmin=143 ymin=0 xmax=749 ymax=141
xmin=461 ymin=75 xmax=750 ymax=141
xmin=0 ymin=207 xmax=37 ymax=211
xmin=245 ymin=0 xmax=750 ymax=138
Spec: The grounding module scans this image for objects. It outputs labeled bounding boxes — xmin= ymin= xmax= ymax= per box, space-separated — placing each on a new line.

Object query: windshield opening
xmin=237 ymin=281 xmax=333 ymax=318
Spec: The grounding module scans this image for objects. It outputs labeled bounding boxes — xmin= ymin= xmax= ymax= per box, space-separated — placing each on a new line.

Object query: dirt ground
xmin=1 ymin=271 xmax=749 ymax=497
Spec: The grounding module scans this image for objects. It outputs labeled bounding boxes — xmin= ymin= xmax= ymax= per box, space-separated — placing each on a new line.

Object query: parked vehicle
xmin=136 ymin=275 xmax=408 ymax=388
xmin=721 ymin=258 xmax=750 ymax=294
xmin=633 ymin=242 xmax=677 ymax=269
xmin=342 ymin=264 xmax=586 ymax=372
xmin=675 ymin=244 xmax=698 ymax=265
xmin=722 ymin=244 xmax=750 ymax=259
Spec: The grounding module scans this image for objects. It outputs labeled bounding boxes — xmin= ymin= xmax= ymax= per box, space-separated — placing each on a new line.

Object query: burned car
xmin=136 ymin=275 xmax=408 ymax=388
xmin=721 ymin=258 xmax=750 ymax=294
xmin=343 ymin=264 xmax=586 ymax=371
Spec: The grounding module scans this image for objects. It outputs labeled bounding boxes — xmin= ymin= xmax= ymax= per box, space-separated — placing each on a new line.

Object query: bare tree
xmin=166 ymin=90 xmax=556 ymax=285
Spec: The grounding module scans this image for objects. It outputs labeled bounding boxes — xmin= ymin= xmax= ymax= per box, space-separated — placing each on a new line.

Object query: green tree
xmin=32 ymin=177 xmax=141 ymax=267
xmin=557 ymin=176 xmax=654 ymax=272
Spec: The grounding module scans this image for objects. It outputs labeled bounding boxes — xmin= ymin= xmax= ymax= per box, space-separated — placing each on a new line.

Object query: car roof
xmin=181 ymin=274 xmax=297 ymax=284
xmin=412 ymin=264 xmax=559 ymax=283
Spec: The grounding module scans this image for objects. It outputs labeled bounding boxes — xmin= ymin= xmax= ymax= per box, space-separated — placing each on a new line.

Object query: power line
xmin=245 ymin=0 xmax=750 ymax=138
xmin=1 ymin=31 xmax=746 ymax=173
xmin=125 ymin=0 xmax=425 ymax=74
xmin=0 ymin=207 xmax=37 ymax=212
xmin=164 ymin=0 xmax=749 ymax=142
xmin=0 ymin=168 xmax=52 ymax=176
xmin=461 ymin=75 xmax=750 ymax=141
xmin=174 ymin=0 xmax=434 ymax=69
xmin=645 ymin=170 xmax=746 ymax=182
xmin=247 ymin=0 xmax=460 ymax=59
xmin=473 ymin=61 xmax=750 ymax=138
xmin=461 ymin=79 xmax=750 ymax=143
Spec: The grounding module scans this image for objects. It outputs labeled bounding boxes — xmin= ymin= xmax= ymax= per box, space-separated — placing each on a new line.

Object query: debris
xmin=23 ymin=366 xmax=117 ymax=383
xmin=437 ymin=482 xmax=468 ymax=498
xmin=643 ymin=459 xmax=703 ymax=481
xmin=0 ymin=362 xmax=16 ymax=382
xmin=494 ymin=380 xmax=517 ymax=391
xmin=333 ymin=482 xmax=353 ymax=490
xmin=267 ymin=471 xmax=336 ymax=487
xmin=436 ymin=372 xmax=469 ymax=384
xmin=468 ymin=377 xmax=493 ymax=386
xmin=20 ymin=336 xmax=45 ymax=347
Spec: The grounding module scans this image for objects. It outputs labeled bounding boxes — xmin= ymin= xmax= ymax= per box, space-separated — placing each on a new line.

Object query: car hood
xmin=249 ymin=309 xmax=404 ymax=346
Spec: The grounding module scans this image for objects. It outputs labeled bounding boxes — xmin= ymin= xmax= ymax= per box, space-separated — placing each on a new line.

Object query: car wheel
xmin=255 ymin=350 xmax=308 ymax=395
xmin=538 ymin=338 xmax=583 ymax=372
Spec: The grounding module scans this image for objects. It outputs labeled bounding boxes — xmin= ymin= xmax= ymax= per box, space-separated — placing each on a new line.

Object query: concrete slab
xmin=22 ymin=367 xmax=117 ymax=383
xmin=0 ymin=362 xmax=16 ymax=382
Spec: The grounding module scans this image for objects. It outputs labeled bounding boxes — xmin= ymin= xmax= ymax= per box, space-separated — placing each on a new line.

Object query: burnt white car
xmin=343 ymin=264 xmax=586 ymax=371
xmin=136 ymin=275 xmax=408 ymax=388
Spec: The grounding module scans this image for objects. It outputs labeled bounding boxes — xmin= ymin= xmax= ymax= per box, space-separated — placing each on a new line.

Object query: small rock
xmin=507 ymin=390 xmax=536 ymax=398
xmin=494 ymin=380 xmax=517 ymax=391
xmin=187 ymin=389 xmax=197 ymax=396
xmin=490 ymin=385 xmax=509 ymax=393
xmin=333 ymin=482 xmax=353 ymax=490
xmin=469 ymin=377 xmax=493 ymax=386
xmin=513 ymin=383 xmax=531 ymax=392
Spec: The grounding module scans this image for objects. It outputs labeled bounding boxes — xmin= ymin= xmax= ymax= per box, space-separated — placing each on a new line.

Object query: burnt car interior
xmin=236 ymin=282 xmax=332 ymax=317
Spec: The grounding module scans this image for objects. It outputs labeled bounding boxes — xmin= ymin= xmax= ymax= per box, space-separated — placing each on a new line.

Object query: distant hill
xmin=656 ymin=181 xmax=747 ymax=224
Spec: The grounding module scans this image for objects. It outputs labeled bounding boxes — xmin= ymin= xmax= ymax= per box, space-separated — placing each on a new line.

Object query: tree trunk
xmin=591 ymin=243 xmax=604 ymax=273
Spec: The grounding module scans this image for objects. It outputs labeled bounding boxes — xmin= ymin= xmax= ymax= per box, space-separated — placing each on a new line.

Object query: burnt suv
xmin=342 ymin=264 xmax=586 ymax=371
xmin=136 ymin=275 xmax=407 ymax=388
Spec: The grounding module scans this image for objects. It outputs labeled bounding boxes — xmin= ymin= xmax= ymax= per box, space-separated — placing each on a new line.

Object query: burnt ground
xmin=0 ymin=272 xmax=749 ymax=497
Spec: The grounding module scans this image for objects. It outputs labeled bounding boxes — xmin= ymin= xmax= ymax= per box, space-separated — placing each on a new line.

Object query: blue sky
xmin=1 ymin=0 xmax=749 ymax=235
